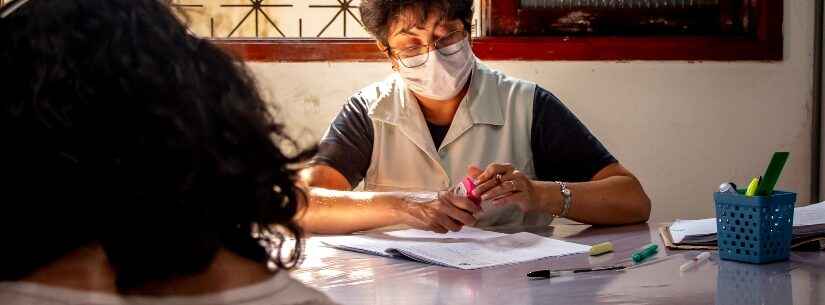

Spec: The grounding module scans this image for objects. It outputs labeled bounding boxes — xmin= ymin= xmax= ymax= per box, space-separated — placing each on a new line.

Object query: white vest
xmin=361 ymin=61 xmax=552 ymax=227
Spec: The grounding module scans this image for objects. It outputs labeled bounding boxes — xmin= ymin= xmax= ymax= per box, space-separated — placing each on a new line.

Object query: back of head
xmin=0 ymin=0 xmax=309 ymax=289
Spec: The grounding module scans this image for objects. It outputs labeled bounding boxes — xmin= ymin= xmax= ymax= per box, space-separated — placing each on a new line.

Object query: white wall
xmin=249 ymin=0 xmax=815 ymax=222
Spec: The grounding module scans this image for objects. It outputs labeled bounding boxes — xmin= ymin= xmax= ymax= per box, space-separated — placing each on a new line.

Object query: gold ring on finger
xmin=507 ymin=180 xmax=517 ymax=190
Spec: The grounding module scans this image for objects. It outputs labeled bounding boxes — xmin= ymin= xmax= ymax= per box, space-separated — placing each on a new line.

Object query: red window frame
xmin=215 ymin=0 xmax=782 ymax=62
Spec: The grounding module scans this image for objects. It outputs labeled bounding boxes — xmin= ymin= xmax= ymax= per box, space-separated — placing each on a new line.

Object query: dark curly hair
xmin=359 ymin=0 xmax=474 ymax=47
xmin=0 ymin=0 xmax=312 ymax=289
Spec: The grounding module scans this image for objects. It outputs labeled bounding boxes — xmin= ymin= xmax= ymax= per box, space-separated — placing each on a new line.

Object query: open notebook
xmin=660 ymin=201 xmax=825 ymax=250
xmin=318 ymin=227 xmax=591 ymax=270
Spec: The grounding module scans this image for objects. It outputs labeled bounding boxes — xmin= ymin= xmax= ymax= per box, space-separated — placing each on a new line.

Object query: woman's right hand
xmin=394 ymin=191 xmax=481 ymax=233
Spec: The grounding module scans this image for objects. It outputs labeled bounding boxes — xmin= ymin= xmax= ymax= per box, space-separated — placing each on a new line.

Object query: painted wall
xmin=249 ymin=0 xmax=815 ymax=222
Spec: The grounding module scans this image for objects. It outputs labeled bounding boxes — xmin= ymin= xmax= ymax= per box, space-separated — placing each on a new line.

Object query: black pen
xmin=527 ymin=265 xmax=626 ymax=278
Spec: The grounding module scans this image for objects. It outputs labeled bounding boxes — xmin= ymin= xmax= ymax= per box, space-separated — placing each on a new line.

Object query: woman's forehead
xmin=388 ymin=8 xmax=460 ymax=38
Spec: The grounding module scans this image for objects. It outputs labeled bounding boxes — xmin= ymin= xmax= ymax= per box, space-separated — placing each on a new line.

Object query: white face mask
xmin=397 ymin=38 xmax=476 ymax=101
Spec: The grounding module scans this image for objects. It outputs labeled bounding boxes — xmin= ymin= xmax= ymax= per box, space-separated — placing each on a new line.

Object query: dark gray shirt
xmin=314 ymin=86 xmax=617 ymax=188
xmin=426 ymin=121 xmax=451 ymax=149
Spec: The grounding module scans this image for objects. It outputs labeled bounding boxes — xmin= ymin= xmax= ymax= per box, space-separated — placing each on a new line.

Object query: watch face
xmin=562 ymin=189 xmax=571 ymax=196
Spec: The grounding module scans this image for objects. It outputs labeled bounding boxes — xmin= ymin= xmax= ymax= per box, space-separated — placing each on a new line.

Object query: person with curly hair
xmin=0 ymin=0 xmax=335 ymax=304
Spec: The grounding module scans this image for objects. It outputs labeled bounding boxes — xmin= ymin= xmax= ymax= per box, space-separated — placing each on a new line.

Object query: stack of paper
xmin=318 ymin=227 xmax=591 ymax=269
xmin=661 ymin=202 xmax=825 ymax=250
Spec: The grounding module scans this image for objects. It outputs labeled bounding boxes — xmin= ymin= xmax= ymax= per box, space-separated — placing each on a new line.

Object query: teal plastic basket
xmin=713 ymin=190 xmax=796 ymax=264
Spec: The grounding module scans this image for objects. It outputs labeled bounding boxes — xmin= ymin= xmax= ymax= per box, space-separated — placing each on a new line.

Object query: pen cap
xmin=714 ymin=190 xmax=796 ymax=264
xmin=452 ymin=176 xmax=481 ymax=206
xmin=719 ymin=182 xmax=738 ymax=194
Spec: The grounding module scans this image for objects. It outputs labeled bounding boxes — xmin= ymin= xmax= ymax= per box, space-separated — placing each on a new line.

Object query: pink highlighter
xmin=453 ymin=176 xmax=482 ymax=206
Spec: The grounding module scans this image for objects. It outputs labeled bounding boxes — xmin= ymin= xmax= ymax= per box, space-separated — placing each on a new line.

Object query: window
xmin=202 ymin=0 xmax=779 ymax=61
xmin=172 ymin=0 xmax=374 ymax=38
xmin=171 ymin=0 xmax=484 ymax=61
xmin=492 ymin=0 xmax=755 ymax=36
xmin=2 ymin=0 xmax=778 ymax=61
xmin=478 ymin=0 xmax=782 ymax=60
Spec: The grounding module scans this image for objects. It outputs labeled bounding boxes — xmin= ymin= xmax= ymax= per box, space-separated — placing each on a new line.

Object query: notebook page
xmin=319 ymin=228 xmax=590 ymax=269
xmin=794 ymin=201 xmax=825 ymax=226
xmin=393 ymin=232 xmax=591 ymax=269
xmin=380 ymin=227 xmax=507 ymax=239
xmin=316 ymin=235 xmax=403 ymax=257
xmin=670 ymin=218 xmax=717 ymax=243
xmin=318 ymin=227 xmax=506 ymax=257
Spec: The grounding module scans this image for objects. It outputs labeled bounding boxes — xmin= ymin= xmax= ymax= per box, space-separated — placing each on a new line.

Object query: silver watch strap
xmin=554 ymin=181 xmax=572 ymax=218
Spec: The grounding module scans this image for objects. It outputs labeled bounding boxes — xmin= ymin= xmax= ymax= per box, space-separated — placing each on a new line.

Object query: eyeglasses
xmin=388 ymin=30 xmax=468 ymax=69
xmin=1 ymin=0 xmax=32 ymax=18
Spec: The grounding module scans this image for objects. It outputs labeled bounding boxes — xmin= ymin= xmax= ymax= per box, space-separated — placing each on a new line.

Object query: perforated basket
xmin=714 ymin=191 xmax=796 ymax=264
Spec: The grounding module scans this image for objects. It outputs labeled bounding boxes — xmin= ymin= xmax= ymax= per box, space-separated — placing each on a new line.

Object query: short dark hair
xmin=0 ymin=0 xmax=312 ymax=289
xmin=359 ymin=0 xmax=474 ymax=47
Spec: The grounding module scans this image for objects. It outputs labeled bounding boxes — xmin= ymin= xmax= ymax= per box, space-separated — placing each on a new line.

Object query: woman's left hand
xmin=469 ymin=164 xmax=543 ymax=213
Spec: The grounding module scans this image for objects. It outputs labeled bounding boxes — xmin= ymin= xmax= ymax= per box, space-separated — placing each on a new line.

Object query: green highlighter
xmin=632 ymin=244 xmax=658 ymax=263
xmin=755 ymin=152 xmax=790 ymax=196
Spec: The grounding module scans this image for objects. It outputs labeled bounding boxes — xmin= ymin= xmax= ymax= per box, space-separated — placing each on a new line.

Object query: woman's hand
xmin=394 ymin=191 xmax=481 ymax=234
xmin=471 ymin=164 xmax=544 ymax=213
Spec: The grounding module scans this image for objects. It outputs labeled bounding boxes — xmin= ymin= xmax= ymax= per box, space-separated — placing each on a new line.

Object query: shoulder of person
xmin=348 ymin=73 xmax=401 ymax=111
xmin=478 ymin=63 xmax=570 ymax=112
xmin=475 ymin=61 xmax=538 ymax=92
xmin=473 ymin=61 xmax=539 ymax=111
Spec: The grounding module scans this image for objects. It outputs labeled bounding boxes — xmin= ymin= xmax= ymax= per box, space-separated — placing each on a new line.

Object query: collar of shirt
xmin=366 ymin=59 xmax=505 ymax=156
xmin=367 ymin=59 xmax=505 ymax=128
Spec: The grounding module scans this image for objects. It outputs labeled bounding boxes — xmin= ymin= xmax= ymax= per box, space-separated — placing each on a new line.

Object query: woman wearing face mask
xmin=298 ymin=0 xmax=651 ymax=234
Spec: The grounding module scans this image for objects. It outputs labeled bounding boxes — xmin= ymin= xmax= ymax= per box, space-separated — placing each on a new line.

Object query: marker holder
xmin=714 ymin=190 xmax=796 ymax=264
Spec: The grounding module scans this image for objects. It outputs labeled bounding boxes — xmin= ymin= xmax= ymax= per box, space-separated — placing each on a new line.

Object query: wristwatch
xmin=553 ymin=181 xmax=572 ymax=218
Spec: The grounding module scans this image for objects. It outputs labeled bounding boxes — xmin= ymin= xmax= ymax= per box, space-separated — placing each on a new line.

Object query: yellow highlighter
xmin=589 ymin=242 xmax=614 ymax=256
xmin=745 ymin=176 xmax=761 ymax=197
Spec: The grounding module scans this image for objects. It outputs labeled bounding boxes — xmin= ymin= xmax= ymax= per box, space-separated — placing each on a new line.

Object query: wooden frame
xmin=214 ymin=38 xmax=385 ymax=62
xmin=215 ymin=0 xmax=783 ymax=62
